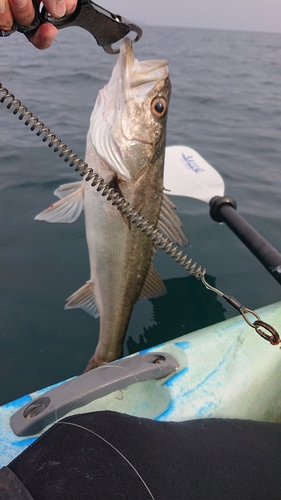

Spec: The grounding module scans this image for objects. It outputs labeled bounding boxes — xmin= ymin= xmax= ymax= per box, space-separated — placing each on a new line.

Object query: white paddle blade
xmin=164 ymin=145 xmax=225 ymax=203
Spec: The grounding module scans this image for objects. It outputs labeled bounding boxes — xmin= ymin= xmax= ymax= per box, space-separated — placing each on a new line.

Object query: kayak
xmin=1 ymin=299 xmax=281 ymax=468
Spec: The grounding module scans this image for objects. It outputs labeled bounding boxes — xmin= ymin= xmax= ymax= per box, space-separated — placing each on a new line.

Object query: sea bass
xmin=36 ymin=38 xmax=187 ymax=371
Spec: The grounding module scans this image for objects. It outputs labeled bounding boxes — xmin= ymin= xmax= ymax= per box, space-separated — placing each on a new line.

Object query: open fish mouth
xmin=118 ymin=38 xmax=169 ymax=96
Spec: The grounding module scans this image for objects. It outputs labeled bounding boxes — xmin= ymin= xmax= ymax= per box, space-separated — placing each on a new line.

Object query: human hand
xmin=0 ymin=0 xmax=77 ymax=49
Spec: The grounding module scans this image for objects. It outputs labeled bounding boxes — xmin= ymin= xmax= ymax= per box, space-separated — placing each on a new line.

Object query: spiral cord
xmin=2 ymin=82 xmax=281 ymax=344
xmin=0 ymin=82 xmax=206 ymax=279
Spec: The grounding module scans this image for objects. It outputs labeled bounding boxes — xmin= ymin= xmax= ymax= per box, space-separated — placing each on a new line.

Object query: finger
xmin=30 ymin=22 xmax=57 ymax=49
xmin=41 ymin=0 xmax=66 ymax=18
xmin=65 ymin=0 xmax=76 ymax=15
xmin=8 ymin=0 xmax=35 ymax=26
xmin=0 ymin=0 xmax=14 ymax=31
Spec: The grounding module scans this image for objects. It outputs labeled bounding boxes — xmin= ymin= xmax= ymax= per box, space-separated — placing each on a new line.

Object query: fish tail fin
xmin=35 ymin=184 xmax=84 ymax=223
xmin=65 ymin=280 xmax=99 ymax=318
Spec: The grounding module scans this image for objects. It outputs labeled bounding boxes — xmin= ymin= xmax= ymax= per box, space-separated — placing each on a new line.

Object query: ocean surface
xmin=1 ymin=26 xmax=281 ymax=405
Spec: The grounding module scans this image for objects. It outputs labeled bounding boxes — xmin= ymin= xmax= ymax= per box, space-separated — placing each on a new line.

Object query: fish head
xmin=89 ymin=38 xmax=171 ymax=181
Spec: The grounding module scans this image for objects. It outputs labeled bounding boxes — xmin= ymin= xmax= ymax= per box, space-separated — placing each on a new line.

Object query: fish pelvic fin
xmin=54 ymin=181 xmax=84 ymax=199
xmin=65 ymin=280 xmax=99 ymax=318
xmin=35 ymin=184 xmax=84 ymax=223
xmin=138 ymin=263 xmax=167 ymax=300
xmin=157 ymin=193 xmax=189 ymax=246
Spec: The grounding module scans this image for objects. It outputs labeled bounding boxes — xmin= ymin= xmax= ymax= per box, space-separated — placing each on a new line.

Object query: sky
xmin=103 ymin=0 xmax=281 ymax=34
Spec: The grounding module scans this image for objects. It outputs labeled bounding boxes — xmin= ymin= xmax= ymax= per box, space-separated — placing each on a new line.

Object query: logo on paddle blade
xmin=181 ymin=153 xmax=204 ymax=174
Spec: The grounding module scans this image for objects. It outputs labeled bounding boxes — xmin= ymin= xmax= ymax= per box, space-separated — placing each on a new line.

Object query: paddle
xmin=164 ymin=145 xmax=281 ymax=285
xmin=164 ymin=145 xmax=225 ymax=202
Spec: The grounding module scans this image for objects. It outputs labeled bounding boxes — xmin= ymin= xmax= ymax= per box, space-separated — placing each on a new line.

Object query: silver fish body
xmin=36 ymin=38 xmax=187 ymax=371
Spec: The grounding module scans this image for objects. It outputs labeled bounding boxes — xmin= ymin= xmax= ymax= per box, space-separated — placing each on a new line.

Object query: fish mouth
xmin=118 ymin=38 xmax=169 ymax=98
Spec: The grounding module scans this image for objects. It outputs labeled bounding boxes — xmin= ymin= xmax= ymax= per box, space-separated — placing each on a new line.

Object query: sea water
xmin=0 ymin=26 xmax=281 ymax=404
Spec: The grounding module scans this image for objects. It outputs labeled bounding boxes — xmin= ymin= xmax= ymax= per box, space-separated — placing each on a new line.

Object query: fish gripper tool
xmin=3 ymin=0 xmax=143 ymax=54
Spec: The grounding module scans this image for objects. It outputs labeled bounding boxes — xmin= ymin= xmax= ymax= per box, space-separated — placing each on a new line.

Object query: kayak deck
xmin=1 ymin=300 xmax=281 ymax=467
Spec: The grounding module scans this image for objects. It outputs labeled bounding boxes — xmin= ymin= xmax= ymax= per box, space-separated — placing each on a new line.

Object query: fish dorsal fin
xmin=65 ymin=280 xmax=99 ymax=318
xmin=54 ymin=181 xmax=84 ymax=199
xmin=157 ymin=193 xmax=188 ymax=246
xmin=35 ymin=185 xmax=84 ymax=223
xmin=138 ymin=263 xmax=167 ymax=300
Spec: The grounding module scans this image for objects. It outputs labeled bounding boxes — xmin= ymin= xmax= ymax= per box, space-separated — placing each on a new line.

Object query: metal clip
xmin=201 ymin=275 xmax=281 ymax=346
xmin=253 ymin=320 xmax=281 ymax=346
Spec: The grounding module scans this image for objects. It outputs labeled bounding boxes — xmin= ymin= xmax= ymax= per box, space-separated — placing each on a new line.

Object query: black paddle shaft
xmin=209 ymin=196 xmax=281 ymax=285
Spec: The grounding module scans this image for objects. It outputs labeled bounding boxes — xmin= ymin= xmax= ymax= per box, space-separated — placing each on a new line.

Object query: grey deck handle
xmin=10 ymin=352 xmax=178 ymax=436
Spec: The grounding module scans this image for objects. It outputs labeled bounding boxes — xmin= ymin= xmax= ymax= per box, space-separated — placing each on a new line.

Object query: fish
xmin=35 ymin=38 xmax=188 ymax=372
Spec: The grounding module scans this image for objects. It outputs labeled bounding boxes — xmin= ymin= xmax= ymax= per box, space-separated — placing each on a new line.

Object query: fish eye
xmin=151 ymin=97 xmax=167 ymax=119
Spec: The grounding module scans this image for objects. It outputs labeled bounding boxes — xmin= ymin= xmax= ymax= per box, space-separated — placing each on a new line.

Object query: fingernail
xmin=65 ymin=2 xmax=76 ymax=15
xmin=0 ymin=0 xmax=5 ymax=14
xmin=55 ymin=0 xmax=66 ymax=17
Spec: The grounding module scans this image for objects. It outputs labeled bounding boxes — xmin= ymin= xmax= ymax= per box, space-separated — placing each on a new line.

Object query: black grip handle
xmin=210 ymin=196 xmax=281 ymax=285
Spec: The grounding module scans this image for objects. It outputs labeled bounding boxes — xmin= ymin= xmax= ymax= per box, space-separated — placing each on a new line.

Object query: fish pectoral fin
xmin=65 ymin=280 xmax=99 ymax=318
xmin=157 ymin=193 xmax=189 ymax=246
xmin=35 ymin=186 xmax=84 ymax=223
xmin=54 ymin=181 xmax=84 ymax=200
xmin=138 ymin=263 xmax=167 ymax=300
